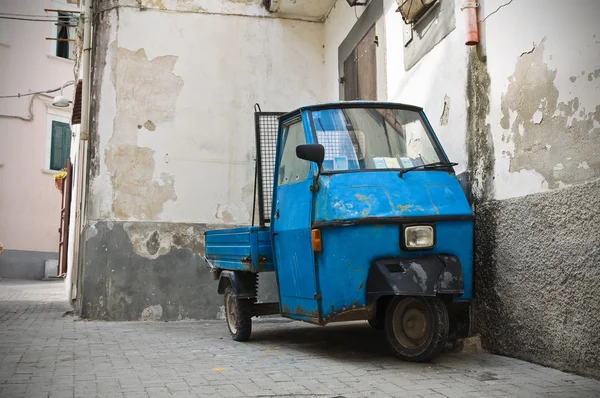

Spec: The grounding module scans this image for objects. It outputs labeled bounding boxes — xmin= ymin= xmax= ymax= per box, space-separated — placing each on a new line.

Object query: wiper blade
xmin=398 ymin=161 xmax=458 ymax=178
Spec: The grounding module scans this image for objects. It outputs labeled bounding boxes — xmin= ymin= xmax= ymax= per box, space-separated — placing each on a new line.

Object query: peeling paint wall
xmin=87 ymin=0 xmax=325 ymax=225
xmin=499 ymin=38 xmax=599 ymax=191
xmin=486 ymin=0 xmax=600 ymax=199
xmin=79 ymin=0 xmax=325 ymax=320
xmin=107 ymin=46 xmax=182 ymax=220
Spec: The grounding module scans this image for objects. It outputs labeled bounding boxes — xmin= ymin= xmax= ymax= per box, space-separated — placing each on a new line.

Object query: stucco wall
xmin=484 ymin=0 xmax=600 ymax=200
xmin=78 ymin=0 xmax=325 ymax=320
xmin=87 ymin=2 xmax=325 ymax=225
xmin=475 ymin=179 xmax=600 ymax=379
xmin=0 ymin=0 xmax=77 ymax=278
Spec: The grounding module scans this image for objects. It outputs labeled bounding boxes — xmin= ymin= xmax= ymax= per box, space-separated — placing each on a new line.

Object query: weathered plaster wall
xmin=474 ymin=179 xmax=600 ymax=379
xmin=81 ymin=221 xmax=278 ymax=320
xmin=484 ymin=0 xmax=600 ymax=199
xmin=475 ymin=0 xmax=600 ymax=378
xmin=79 ymin=0 xmax=323 ymax=319
xmin=324 ymin=0 xmax=470 ymax=174
xmin=87 ymin=1 xmax=325 ymax=225
xmin=322 ymin=0 xmax=600 ymax=378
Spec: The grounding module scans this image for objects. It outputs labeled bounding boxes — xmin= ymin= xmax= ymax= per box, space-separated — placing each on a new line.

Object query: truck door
xmin=271 ymin=115 xmax=320 ymax=322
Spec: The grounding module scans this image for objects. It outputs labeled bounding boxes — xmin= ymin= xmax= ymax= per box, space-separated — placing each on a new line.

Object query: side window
xmin=278 ymin=121 xmax=310 ymax=186
xmin=50 ymin=121 xmax=71 ymax=171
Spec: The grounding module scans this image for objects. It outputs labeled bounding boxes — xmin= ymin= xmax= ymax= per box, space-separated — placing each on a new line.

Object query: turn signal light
xmin=312 ymin=229 xmax=323 ymax=252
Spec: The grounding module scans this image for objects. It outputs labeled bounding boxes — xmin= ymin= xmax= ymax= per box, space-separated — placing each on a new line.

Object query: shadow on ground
xmin=249 ymin=321 xmax=399 ymax=360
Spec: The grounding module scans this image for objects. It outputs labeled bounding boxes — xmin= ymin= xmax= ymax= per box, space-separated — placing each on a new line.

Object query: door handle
xmin=275 ymin=209 xmax=280 ymax=219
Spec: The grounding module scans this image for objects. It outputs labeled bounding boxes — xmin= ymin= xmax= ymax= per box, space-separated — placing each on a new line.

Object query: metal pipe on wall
xmin=80 ymin=0 xmax=91 ymax=141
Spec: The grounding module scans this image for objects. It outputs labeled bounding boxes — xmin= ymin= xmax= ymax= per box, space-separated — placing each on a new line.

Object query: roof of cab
xmin=279 ymin=101 xmax=424 ymax=122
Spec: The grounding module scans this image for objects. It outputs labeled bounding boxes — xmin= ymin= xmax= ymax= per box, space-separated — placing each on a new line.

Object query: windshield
xmin=310 ymin=107 xmax=445 ymax=172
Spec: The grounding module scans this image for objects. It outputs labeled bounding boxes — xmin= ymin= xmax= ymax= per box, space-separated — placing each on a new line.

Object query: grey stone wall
xmin=76 ymin=221 xmax=279 ymax=321
xmin=474 ymin=179 xmax=600 ymax=379
xmin=0 ymin=250 xmax=58 ymax=280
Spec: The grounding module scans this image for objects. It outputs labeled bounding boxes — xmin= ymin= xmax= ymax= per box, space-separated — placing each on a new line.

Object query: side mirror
xmin=296 ymin=144 xmax=325 ymax=169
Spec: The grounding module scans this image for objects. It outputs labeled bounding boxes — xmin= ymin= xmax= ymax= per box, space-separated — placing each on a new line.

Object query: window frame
xmin=276 ymin=118 xmax=311 ymax=187
xmin=46 ymin=4 xmax=80 ymax=61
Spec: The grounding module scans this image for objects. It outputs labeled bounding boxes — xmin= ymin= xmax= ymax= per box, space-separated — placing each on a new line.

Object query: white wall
xmin=483 ymin=0 xmax=600 ymax=199
xmin=323 ymin=0 xmax=600 ymax=199
xmin=0 ymin=0 xmax=77 ymax=253
xmin=324 ymin=0 xmax=470 ymax=174
xmin=88 ymin=4 xmax=326 ymax=225
xmin=85 ymin=0 xmax=600 ymax=232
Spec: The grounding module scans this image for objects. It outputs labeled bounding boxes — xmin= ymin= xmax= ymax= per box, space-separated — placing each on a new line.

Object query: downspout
xmin=461 ymin=1 xmax=479 ymax=46
xmin=80 ymin=0 xmax=91 ymax=141
xmin=69 ymin=0 xmax=91 ymax=301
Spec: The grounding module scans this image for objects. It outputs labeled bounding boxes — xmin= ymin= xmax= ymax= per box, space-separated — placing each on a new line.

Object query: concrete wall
xmin=475 ymin=179 xmax=600 ymax=380
xmin=0 ymin=250 xmax=59 ymax=280
xmin=322 ymin=0 xmax=600 ymax=378
xmin=0 ymin=0 xmax=77 ymax=279
xmin=78 ymin=0 xmax=325 ymax=320
xmin=475 ymin=0 xmax=600 ymax=378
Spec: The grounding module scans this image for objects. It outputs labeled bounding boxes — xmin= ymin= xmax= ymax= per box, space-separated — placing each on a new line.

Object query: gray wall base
xmin=77 ymin=221 xmax=279 ymax=321
xmin=0 ymin=250 xmax=59 ymax=280
xmin=474 ymin=179 xmax=600 ymax=379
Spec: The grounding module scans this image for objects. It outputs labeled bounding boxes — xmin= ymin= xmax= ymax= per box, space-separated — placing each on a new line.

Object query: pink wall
xmin=0 ymin=0 xmax=78 ymax=253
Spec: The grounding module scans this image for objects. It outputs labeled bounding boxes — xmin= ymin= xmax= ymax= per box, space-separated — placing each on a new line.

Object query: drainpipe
xmin=461 ymin=1 xmax=479 ymax=46
xmin=69 ymin=0 xmax=92 ymax=301
xmin=80 ymin=0 xmax=91 ymax=140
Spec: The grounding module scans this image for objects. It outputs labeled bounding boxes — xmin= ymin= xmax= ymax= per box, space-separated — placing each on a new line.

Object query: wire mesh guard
xmin=255 ymin=112 xmax=284 ymax=225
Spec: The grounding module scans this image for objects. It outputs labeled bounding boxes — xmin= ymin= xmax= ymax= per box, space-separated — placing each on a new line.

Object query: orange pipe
xmin=462 ymin=1 xmax=479 ymax=46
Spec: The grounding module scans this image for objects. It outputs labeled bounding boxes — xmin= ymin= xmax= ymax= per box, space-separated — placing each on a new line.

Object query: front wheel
xmin=384 ymin=296 xmax=448 ymax=362
xmin=224 ymin=287 xmax=253 ymax=341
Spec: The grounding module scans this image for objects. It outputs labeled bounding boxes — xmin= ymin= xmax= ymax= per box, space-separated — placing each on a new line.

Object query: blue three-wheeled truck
xmin=204 ymin=102 xmax=474 ymax=362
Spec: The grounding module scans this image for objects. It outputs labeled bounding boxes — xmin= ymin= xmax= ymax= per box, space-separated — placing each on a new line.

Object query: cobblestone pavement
xmin=1 ymin=280 xmax=599 ymax=398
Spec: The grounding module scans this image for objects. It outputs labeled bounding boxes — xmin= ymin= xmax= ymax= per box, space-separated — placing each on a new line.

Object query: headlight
xmin=404 ymin=225 xmax=434 ymax=249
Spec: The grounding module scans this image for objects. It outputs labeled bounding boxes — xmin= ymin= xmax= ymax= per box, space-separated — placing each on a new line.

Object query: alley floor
xmin=1 ymin=280 xmax=599 ymax=398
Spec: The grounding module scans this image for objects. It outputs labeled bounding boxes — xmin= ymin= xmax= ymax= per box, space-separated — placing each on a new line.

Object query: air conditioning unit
xmin=396 ymin=0 xmax=438 ymax=24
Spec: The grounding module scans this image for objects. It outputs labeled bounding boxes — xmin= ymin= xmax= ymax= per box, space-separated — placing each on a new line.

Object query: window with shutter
xmin=343 ymin=24 xmax=377 ymax=101
xmin=50 ymin=121 xmax=72 ymax=171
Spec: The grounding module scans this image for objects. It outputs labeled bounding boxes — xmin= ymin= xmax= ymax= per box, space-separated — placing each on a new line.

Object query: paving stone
xmin=1 ymin=280 xmax=600 ymax=398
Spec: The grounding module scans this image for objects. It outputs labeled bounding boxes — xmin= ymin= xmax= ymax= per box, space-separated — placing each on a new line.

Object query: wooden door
xmin=58 ymin=159 xmax=72 ymax=277
xmin=343 ymin=24 xmax=377 ymax=101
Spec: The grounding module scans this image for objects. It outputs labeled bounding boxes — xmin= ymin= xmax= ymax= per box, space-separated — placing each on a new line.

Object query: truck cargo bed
xmin=204 ymin=226 xmax=274 ymax=273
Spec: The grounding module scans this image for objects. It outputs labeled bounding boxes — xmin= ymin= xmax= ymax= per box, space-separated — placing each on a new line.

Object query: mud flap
xmin=217 ymin=270 xmax=257 ymax=298
xmin=366 ymin=255 xmax=464 ymax=304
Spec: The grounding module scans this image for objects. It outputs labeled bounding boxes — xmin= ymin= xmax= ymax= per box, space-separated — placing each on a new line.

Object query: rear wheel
xmin=224 ymin=287 xmax=253 ymax=341
xmin=384 ymin=296 xmax=448 ymax=362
